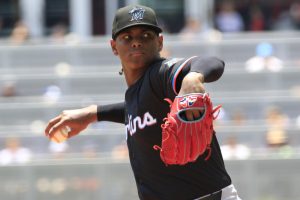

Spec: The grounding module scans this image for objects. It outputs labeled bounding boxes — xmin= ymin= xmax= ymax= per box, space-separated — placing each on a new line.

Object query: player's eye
xmin=142 ymin=32 xmax=154 ymax=40
xmin=123 ymin=35 xmax=131 ymax=40
xmin=143 ymin=33 xmax=149 ymax=38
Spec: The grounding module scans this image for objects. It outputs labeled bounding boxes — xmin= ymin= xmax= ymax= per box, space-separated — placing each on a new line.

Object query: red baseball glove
xmin=153 ymin=93 xmax=221 ymax=165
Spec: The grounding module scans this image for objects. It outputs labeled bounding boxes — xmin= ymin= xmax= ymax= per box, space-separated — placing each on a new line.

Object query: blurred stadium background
xmin=0 ymin=0 xmax=300 ymax=199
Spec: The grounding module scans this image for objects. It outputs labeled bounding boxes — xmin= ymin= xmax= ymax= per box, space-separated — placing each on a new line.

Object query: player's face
xmin=111 ymin=26 xmax=163 ymax=71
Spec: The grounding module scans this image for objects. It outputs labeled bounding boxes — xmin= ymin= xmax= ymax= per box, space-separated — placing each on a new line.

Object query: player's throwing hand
xmin=45 ymin=105 xmax=98 ymax=140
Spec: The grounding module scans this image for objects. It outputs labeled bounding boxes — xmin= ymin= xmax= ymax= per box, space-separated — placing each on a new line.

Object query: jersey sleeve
xmin=97 ymin=102 xmax=125 ymax=124
xmin=190 ymin=56 xmax=225 ymax=82
xmin=151 ymin=58 xmax=192 ymax=99
xmin=156 ymin=56 xmax=225 ymax=97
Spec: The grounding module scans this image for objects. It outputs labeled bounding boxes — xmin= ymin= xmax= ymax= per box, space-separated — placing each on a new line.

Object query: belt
xmin=193 ymin=190 xmax=222 ymax=200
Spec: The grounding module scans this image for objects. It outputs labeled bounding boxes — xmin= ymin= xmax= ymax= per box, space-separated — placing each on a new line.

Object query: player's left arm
xmin=177 ymin=56 xmax=225 ymax=94
xmin=178 ymin=56 xmax=225 ymax=120
xmin=189 ymin=56 xmax=225 ymax=83
xmin=172 ymin=56 xmax=225 ymax=95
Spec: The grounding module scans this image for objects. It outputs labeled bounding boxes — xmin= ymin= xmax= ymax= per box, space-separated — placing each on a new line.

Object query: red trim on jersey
xmin=172 ymin=56 xmax=198 ymax=95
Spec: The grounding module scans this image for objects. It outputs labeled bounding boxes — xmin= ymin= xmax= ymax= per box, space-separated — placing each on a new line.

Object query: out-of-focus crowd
xmin=0 ymin=0 xmax=300 ymax=165
xmin=0 ymin=1 xmax=300 ymax=44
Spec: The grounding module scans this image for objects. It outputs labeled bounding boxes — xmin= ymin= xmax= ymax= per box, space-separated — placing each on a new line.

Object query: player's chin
xmin=130 ymin=57 xmax=150 ymax=67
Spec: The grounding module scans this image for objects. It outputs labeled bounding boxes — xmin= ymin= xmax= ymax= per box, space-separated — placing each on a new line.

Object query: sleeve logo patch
xmin=164 ymin=58 xmax=183 ymax=68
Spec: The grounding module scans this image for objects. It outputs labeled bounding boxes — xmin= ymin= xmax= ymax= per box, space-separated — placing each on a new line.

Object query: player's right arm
xmin=45 ymin=102 xmax=125 ymax=139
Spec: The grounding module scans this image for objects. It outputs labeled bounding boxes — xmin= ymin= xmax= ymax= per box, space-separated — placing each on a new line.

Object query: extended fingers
xmin=45 ymin=113 xmax=71 ymax=138
xmin=45 ymin=115 xmax=61 ymax=136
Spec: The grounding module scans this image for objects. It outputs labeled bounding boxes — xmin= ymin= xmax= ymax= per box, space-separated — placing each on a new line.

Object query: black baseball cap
xmin=112 ymin=5 xmax=162 ymax=39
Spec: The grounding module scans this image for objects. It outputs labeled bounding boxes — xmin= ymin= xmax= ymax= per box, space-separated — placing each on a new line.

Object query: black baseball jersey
xmin=123 ymin=57 xmax=231 ymax=200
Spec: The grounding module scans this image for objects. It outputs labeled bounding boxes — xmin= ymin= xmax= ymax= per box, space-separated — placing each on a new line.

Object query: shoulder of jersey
xmin=163 ymin=58 xmax=184 ymax=68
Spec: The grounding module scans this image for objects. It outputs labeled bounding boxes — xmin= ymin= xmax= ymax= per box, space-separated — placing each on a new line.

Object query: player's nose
xmin=131 ymin=38 xmax=143 ymax=48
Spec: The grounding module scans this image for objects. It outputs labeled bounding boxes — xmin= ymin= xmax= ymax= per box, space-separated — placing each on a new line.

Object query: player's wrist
xmin=86 ymin=105 xmax=98 ymax=123
xmin=178 ymin=73 xmax=205 ymax=96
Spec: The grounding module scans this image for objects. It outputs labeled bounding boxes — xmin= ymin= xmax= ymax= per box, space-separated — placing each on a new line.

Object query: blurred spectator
xmin=49 ymin=23 xmax=68 ymax=43
xmin=272 ymin=1 xmax=300 ymax=31
xmin=180 ymin=18 xmax=222 ymax=42
xmin=215 ymin=0 xmax=244 ymax=32
xmin=111 ymin=141 xmax=128 ymax=160
xmin=248 ymin=6 xmax=266 ymax=31
xmin=245 ymin=42 xmax=283 ymax=73
xmin=0 ymin=17 xmax=3 ymax=35
xmin=0 ymin=137 xmax=32 ymax=165
xmin=43 ymin=85 xmax=62 ymax=104
xmin=81 ymin=141 xmax=98 ymax=159
xmin=1 ymin=81 xmax=17 ymax=97
xmin=180 ymin=18 xmax=203 ymax=40
xmin=48 ymin=23 xmax=82 ymax=45
xmin=230 ymin=108 xmax=246 ymax=126
xmin=10 ymin=20 xmax=29 ymax=44
xmin=264 ymin=106 xmax=290 ymax=149
xmin=290 ymin=2 xmax=300 ymax=29
xmin=220 ymin=136 xmax=251 ymax=160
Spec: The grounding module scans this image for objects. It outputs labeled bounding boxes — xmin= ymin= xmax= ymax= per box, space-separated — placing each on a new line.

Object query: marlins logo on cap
xmin=112 ymin=5 xmax=162 ymax=39
xmin=129 ymin=7 xmax=146 ymax=21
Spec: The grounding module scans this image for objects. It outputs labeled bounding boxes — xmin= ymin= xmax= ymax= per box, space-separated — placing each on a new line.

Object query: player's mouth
xmin=130 ymin=51 xmax=145 ymax=56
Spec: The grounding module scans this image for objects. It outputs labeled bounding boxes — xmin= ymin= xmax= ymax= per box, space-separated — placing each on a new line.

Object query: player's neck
xmin=122 ymin=57 xmax=163 ymax=87
xmin=124 ymin=68 xmax=147 ymax=87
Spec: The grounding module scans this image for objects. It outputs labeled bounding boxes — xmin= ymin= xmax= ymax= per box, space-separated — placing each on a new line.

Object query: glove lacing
xmin=153 ymin=114 xmax=176 ymax=150
xmin=204 ymin=104 xmax=222 ymax=160
xmin=153 ymin=98 xmax=173 ymax=151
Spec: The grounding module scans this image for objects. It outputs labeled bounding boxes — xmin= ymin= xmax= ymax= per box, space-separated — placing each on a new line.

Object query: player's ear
xmin=110 ymin=39 xmax=118 ymax=56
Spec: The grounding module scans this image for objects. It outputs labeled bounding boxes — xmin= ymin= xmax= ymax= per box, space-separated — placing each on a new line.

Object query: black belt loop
xmin=194 ymin=190 xmax=222 ymax=200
